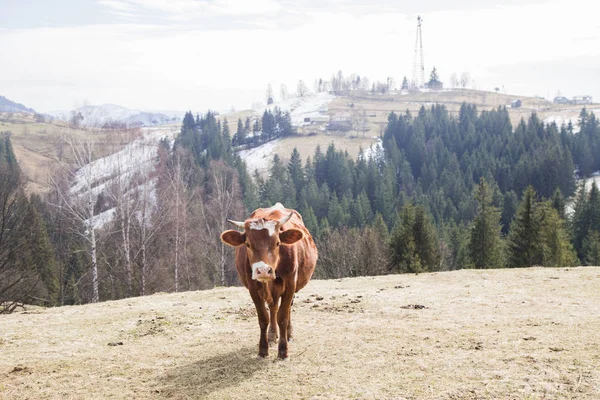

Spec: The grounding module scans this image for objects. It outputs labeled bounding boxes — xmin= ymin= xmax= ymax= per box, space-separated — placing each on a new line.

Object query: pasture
xmin=1 ymin=267 xmax=599 ymax=399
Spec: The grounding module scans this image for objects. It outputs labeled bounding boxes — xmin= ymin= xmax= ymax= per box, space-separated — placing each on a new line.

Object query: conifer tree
xmin=470 ymin=177 xmax=504 ymax=268
xmin=550 ymin=187 xmax=566 ymax=220
xmin=390 ymin=204 xmax=439 ymax=273
xmin=401 ymin=76 xmax=409 ymax=90
xmin=571 ymin=181 xmax=589 ymax=258
xmin=536 ymin=201 xmax=577 ymax=267
xmin=507 ymin=186 xmax=540 ymax=267
xmin=582 ymin=231 xmax=600 ymax=266
xmin=287 ymin=148 xmax=304 ymax=197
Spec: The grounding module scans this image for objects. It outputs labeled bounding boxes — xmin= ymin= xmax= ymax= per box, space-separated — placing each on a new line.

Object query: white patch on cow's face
xmin=249 ymin=219 xmax=277 ymax=236
xmin=251 ymin=261 xmax=271 ymax=281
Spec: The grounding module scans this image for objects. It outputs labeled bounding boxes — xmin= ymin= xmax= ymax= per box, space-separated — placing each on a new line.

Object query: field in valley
xmin=0 ymin=113 xmax=141 ymax=193
xmin=1 ymin=267 xmax=599 ymax=399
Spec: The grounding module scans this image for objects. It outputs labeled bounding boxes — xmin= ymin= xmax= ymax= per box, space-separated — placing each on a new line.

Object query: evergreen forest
xmin=2 ymin=103 xmax=600 ymax=310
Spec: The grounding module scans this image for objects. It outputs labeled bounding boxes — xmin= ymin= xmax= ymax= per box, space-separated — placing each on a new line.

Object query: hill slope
xmin=1 ymin=267 xmax=599 ymax=399
xmin=0 ymin=95 xmax=35 ymax=113
xmin=48 ymin=104 xmax=179 ymax=127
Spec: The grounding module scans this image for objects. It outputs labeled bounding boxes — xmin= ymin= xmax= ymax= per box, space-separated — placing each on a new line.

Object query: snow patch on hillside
xmin=363 ymin=138 xmax=383 ymax=161
xmin=238 ymin=139 xmax=282 ymax=176
xmin=72 ymin=125 xmax=178 ymax=230
xmin=543 ymin=115 xmax=580 ymax=133
xmin=566 ymin=171 xmax=600 ymax=215
xmin=253 ymin=92 xmax=335 ymax=126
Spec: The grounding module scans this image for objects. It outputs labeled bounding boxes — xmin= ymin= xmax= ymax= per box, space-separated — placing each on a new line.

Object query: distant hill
xmin=0 ymin=95 xmax=35 ymax=113
xmin=48 ymin=104 xmax=181 ymax=127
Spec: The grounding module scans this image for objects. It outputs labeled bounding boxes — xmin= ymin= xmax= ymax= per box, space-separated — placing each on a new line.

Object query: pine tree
xmin=501 ymin=190 xmax=518 ymax=234
xmin=470 ymin=177 xmax=504 ymax=268
xmin=390 ymin=204 xmax=438 ymax=273
xmin=372 ymin=212 xmax=389 ymax=241
xmin=301 ymin=204 xmax=320 ymax=238
xmin=428 ymin=67 xmax=441 ymax=86
xmin=413 ymin=205 xmax=440 ymax=270
xmin=582 ymin=230 xmax=600 ymax=266
xmin=234 ymin=118 xmax=244 ymax=146
xmin=401 ymin=76 xmax=409 ymax=90
xmin=288 ymin=148 xmax=304 ymax=198
xmin=507 ymin=186 xmax=541 ymax=267
xmin=536 ymin=201 xmax=577 ymax=267
xmin=571 ymin=181 xmax=589 ymax=258
xmin=550 ymin=187 xmax=566 ymax=220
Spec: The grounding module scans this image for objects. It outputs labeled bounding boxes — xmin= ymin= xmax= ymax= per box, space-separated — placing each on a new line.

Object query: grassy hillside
xmin=0 ymin=112 xmax=142 ymax=192
xmin=1 ymin=267 xmax=599 ymax=399
xmin=332 ymin=89 xmax=600 ymax=132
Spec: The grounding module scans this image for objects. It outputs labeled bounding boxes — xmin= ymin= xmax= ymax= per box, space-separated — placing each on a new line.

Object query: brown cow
xmin=220 ymin=203 xmax=318 ymax=359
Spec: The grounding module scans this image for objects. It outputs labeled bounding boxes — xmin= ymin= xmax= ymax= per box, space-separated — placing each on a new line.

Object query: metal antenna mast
xmin=411 ymin=16 xmax=425 ymax=90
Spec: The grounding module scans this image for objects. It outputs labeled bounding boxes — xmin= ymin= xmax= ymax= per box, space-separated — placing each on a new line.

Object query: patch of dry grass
xmin=0 ymin=112 xmax=144 ymax=193
xmin=1 ymin=267 xmax=599 ymax=399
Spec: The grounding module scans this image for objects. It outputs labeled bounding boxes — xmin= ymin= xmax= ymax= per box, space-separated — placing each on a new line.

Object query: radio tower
xmin=411 ymin=16 xmax=425 ymax=90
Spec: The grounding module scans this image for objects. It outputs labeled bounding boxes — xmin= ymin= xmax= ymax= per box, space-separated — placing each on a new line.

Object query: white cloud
xmin=1 ymin=0 xmax=598 ymax=112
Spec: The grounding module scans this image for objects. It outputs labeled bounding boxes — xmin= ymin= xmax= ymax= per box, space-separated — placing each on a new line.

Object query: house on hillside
xmin=572 ymin=95 xmax=592 ymax=105
xmin=510 ymin=99 xmax=522 ymax=108
xmin=328 ymin=111 xmax=352 ymax=131
xmin=328 ymin=120 xmax=352 ymax=131
xmin=553 ymin=96 xmax=570 ymax=104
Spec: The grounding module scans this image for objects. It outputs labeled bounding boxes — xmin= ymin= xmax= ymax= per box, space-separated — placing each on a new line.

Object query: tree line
xmin=1 ymin=103 xmax=599 ymax=311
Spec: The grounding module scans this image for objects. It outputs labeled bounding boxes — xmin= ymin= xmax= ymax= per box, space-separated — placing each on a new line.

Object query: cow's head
xmin=220 ymin=212 xmax=304 ymax=282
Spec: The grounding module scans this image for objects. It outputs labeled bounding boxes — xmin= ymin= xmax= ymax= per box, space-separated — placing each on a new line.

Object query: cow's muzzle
xmin=251 ymin=261 xmax=276 ymax=281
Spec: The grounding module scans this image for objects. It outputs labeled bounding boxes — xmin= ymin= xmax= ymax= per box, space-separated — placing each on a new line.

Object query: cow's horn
xmin=227 ymin=219 xmax=245 ymax=229
xmin=278 ymin=212 xmax=293 ymax=226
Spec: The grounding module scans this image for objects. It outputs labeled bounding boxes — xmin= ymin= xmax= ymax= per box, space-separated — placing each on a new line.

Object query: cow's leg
xmin=268 ymin=298 xmax=279 ymax=346
xmin=277 ymin=288 xmax=295 ymax=359
xmin=249 ymin=290 xmax=269 ymax=358
xmin=287 ymin=296 xmax=294 ymax=342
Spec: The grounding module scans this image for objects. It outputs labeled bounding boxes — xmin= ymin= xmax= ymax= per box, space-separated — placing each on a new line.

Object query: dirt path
xmin=1 ymin=267 xmax=599 ymax=399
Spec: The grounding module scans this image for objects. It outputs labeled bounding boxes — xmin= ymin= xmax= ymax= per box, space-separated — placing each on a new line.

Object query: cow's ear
xmin=280 ymin=229 xmax=304 ymax=245
xmin=221 ymin=230 xmax=245 ymax=247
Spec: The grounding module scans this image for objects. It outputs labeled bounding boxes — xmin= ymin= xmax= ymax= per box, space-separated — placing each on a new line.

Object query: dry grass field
xmin=331 ymin=89 xmax=600 ymax=132
xmin=1 ymin=267 xmax=599 ymax=399
xmin=0 ymin=112 xmax=138 ymax=192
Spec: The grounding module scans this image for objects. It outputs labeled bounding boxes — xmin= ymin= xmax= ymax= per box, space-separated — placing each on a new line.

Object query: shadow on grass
xmin=154 ymin=346 xmax=268 ymax=398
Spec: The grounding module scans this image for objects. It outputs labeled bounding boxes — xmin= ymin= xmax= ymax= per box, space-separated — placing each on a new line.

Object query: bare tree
xmin=280 ymin=84 xmax=289 ymax=101
xmin=0 ymin=165 xmax=40 ymax=312
xmin=105 ymin=129 xmax=144 ymax=297
xmin=158 ymin=147 xmax=198 ymax=292
xmin=296 ymin=80 xmax=309 ymax=98
xmin=460 ymin=72 xmax=471 ymax=89
xmin=49 ymin=135 xmax=101 ymax=302
xmin=450 ymin=73 xmax=458 ymax=89
xmin=352 ymin=109 xmax=369 ymax=137
xmin=198 ymin=160 xmax=245 ymax=286
xmin=266 ymin=84 xmax=274 ymax=105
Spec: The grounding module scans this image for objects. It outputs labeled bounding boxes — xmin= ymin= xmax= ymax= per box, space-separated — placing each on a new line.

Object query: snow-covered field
xmin=253 ymin=92 xmax=335 ymax=126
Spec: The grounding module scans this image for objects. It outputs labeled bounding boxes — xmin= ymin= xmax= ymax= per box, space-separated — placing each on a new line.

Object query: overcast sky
xmin=1 ymin=0 xmax=598 ymax=113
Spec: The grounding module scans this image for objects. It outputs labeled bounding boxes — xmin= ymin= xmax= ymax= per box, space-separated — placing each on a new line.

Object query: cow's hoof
xmin=277 ymin=355 xmax=290 ymax=361
xmin=258 ymin=350 xmax=268 ymax=358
